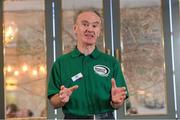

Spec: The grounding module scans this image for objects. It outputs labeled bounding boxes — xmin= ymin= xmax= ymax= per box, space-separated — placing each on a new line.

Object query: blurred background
xmin=0 ymin=0 xmax=180 ymax=119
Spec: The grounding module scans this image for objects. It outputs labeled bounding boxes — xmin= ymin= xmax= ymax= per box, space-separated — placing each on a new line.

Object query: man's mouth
xmin=84 ymin=31 xmax=95 ymax=39
xmin=85 ymin=34 xmax=94 ymax=38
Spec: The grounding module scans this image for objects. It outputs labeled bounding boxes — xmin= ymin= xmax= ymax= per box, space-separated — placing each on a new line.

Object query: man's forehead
xmin=77 ymin=11 xmax=101 ymax=23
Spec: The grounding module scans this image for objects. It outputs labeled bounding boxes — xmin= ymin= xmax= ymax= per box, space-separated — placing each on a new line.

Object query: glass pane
xmin=3 ymin=0 xmax=47 ymax=119
xmin=179 ymin=0 xmax=180 ymax=15
xmin=120 ymin=0 xmax=167 ymax=115
xmin=62 ymin=0 xmax=104 ymax=54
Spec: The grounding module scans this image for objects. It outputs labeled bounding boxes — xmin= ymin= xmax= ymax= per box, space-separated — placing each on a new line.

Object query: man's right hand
xmin=58 ymin=85 xmax=79 ymax=106
xmin=50 ymin=85 xmax=78 ymax=108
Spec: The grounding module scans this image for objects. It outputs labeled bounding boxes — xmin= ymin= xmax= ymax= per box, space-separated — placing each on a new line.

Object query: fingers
xmin=113 ymin=92 xmax=126 ymax=99
xmin=111 ymin=78 xmax=117 ymax=88
xmin=59 ymin=94 xmax=68 ymax=103
xmin=58 ymin=85 xmax=78 ymax=104
xmin=112 ymin=94 xmax=126 ymax=104
xmin=69 ymin=85 xmax=79 ymax=92
xmin=59 ymin=85 xmax=79 ymax=95
xmin=60 ymin=85 xmax=65 ymax=90
xmin=119 ymin=87 xmax=126 ymax=93
xmin=121 ymin=87 xmax=126 ymax=90
xmin=59 ymin=93 xmax=66 ymax=99
xmin=111 ymin=85 xmax=127 ymax=104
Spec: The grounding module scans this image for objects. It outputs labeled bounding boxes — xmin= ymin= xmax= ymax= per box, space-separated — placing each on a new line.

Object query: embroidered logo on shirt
xmin=93 ymin=65 xmax=110 ymax=77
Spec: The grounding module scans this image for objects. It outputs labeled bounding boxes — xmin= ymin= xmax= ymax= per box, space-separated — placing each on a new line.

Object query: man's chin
xmin=86 ymin=41 xmax=96 ymax=45
xmin=83 ymin=40 xmax=95 ymax=45
xmin=85 ymin=43 xmax=95 ymax=46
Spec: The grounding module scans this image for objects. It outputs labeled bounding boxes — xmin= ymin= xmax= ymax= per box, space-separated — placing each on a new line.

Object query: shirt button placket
xmin=82 ymin=56 xmax=91 ymax=113
xmin=84 ymin=56 xmax=94 ymax=113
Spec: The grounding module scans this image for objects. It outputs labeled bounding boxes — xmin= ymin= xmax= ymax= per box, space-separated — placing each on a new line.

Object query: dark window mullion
xmin=0 ymin=0 xmax=5 ymax=118
xmin=45 ymin=0 xmax=57 ymax=119
xmin=171 ymin=0 xmax=180 ymax=118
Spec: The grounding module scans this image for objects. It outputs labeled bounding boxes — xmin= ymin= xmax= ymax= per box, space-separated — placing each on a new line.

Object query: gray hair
xmin=74 ymin=8 xmax=102 ymax=24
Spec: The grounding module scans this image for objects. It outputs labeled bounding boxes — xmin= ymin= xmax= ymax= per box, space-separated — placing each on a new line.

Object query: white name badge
xmin=71 ymin=73 xmax=83 ymax=82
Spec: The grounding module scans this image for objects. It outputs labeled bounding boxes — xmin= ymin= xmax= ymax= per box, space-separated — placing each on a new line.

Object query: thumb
xmin=111 ymin=78 xmax=117 ymax=88
xmin=69 ymin=85 xmax=79 ymax=92
xmin=60 ymin=85 xmax=65 ymax=90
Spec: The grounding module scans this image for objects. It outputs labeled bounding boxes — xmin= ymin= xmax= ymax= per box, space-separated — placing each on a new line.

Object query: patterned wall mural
xmin=120 ymin=7 xmax=167 ymax=115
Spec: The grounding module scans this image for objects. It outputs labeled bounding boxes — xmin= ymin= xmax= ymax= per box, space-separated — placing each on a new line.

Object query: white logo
xmin=93 ymin=65 xmax=110 ymax=77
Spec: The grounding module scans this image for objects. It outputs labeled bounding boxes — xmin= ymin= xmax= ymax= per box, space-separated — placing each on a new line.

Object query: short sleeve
xmin=47 ymin=60 xmax=62 ymax=99
xmin=113 ymin=59 xmax=129 ymax=99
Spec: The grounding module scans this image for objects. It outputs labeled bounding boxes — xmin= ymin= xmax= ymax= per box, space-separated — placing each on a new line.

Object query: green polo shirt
xmin=48 ymin=47 xmax=128 ymax=116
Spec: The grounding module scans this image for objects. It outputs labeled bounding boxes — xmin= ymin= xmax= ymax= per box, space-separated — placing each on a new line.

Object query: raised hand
xmin=58 ymin=85 xmax=78 ymax=105
xmin=111 ymin=78 xmax=126 ymax=108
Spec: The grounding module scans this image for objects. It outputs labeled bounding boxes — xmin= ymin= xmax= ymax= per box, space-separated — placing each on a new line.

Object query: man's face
xmin=73 ymin=11 xmax=101 ymax=46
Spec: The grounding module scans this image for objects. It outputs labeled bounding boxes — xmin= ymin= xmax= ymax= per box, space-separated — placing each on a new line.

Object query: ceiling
xmin=3 ymin=0 xmax=44 ymax=11
xmin=120 ymin=0 xmax=161 ymax=8
xmin=62 ymin=0 xmax=161 ymax=9
xmin=3 ymin=0 xmax=161 ymax=11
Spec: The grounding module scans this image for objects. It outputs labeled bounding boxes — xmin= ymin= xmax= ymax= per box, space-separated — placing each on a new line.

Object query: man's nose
xmin=86 ymin=25 xmax=94 ymax=31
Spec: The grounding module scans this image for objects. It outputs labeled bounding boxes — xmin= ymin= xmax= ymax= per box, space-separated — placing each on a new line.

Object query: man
xmin=48 ymin=9 xmax=128 ymax=119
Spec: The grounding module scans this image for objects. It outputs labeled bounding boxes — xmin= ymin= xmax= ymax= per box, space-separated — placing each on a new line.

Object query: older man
xmin=48 ymin=9 xmax=128 ymax=119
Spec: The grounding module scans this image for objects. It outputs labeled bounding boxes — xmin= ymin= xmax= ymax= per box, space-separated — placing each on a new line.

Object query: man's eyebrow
xmin=81 ymin=20 xmax=89 ymax=23
xmin=92 ymin=21 xmax=100 ymax=24
xmin=81 ymin=20 xmax=100 ymax=24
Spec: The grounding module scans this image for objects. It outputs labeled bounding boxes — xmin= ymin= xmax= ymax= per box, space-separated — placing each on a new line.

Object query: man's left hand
xmin=111 ymin=78 xmax=126 ymax=109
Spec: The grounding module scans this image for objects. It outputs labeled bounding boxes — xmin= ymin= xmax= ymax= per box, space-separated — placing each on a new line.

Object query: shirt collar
xmin=71 ymin=47 xmax=82 ymax=58
xmin=90 ymin=47 xmax=101 ymax=58
xmin=71 ymin=46 xmax=101 ymax=58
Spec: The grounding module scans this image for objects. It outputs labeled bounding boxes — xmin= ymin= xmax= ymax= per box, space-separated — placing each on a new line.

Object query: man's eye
xmin=93 ymin=25 xmax=97 ymax=28
xmin=82 ymin=23 xmax=88 ymax=27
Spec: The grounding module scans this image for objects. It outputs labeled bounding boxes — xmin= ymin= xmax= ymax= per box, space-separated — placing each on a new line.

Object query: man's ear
xmin=97 ymin=25 xmax=102 ymax=37
xmin=73 ymin=24 xmax=77 ymax=33
xmin=97 ymin=28 xmax=102 ymax=38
